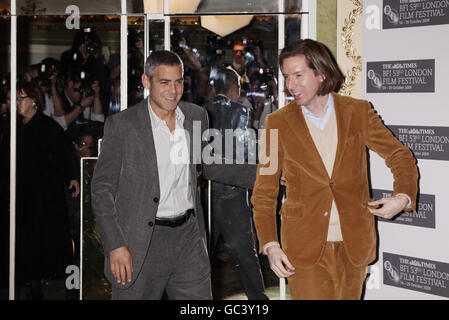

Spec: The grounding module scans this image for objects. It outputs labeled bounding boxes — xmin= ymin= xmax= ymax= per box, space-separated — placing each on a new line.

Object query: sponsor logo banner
xmin=389 ymin=125 xmax=449 ymax=160
xmin=367 ymin=59 xmax=435 ymax=93
xmin=373 ymin=189 xmax=436 ymax=228
xmin=383 ymin=0 xmax=449 ymax=29
xmin=383 ymin=252 xmax=449 ymax=298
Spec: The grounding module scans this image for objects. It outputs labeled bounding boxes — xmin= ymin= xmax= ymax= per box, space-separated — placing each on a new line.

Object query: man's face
xmin=142 ymin=64 xmax=184 ymax=114
xmin=232 ymin=44 xmax=246 ymax=66
xmin=282 ymin=54 xmax=325 ymax=108
xmin=66 ymin=80 xmax=82 ymax=103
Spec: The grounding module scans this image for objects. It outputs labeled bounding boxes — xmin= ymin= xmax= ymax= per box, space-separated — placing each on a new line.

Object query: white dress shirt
xmin=301 ymin=94 xmax=334 ymax=131
xmin=148 ymin=102 xmax=194 ymax=218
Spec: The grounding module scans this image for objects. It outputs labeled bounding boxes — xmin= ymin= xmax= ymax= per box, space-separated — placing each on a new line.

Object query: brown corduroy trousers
xmin=287 ymin=242 xmax=368 ymax=300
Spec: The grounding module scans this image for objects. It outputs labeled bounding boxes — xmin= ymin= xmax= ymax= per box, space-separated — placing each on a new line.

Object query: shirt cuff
xmin=395 ymin=193 xmax=412 ymax=209
xmin=262 ymin=241 xmax=280 ymax=255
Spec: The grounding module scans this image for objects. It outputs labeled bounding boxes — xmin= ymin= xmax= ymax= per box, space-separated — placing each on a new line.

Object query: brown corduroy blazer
xmin=251 ymin=92 xmax=419 ymax=268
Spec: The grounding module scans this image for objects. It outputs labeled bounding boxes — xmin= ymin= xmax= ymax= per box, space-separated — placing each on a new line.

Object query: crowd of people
xmin=90 ymin=39 xmax=418 ymax=301
xmin=0 ymin=25 xmax=281 ymax=300
xmin=0 ymin=27 xmax=110 ymax=300
xmin=170 ymin=30 xmax=279 ymax=131
xmin=0 ymin=23 xmax=418 ymax=302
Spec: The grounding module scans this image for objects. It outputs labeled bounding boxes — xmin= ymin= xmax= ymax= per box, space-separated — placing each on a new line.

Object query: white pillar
xmin=9 ymin=0 xmax=17 ymax=300
xmin=120 ymin=0 xmax=128 ymax=111
xmin=278 ymin=0 xmax=285 ymax=110
xmin=164 ymin=0 xmax=171 ymax=50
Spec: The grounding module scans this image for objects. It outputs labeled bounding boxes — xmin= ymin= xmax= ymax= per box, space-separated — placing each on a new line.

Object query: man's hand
xmin=110 ymin=246 xmax=133 ymax=285
xmin=80 ymin=94 xmax=94 ymax=109
xmin=266 ymin=246 xmax=295 ymax=278
xmin=91 ymin=80 xmax=100 ymax=98
xmin=50 ymin=71 xmax=58 ymax=88
xmin=367 ymin=195 xmax=409 ymax=220
xmin=68 ymin=179 xmax=80 ymax=198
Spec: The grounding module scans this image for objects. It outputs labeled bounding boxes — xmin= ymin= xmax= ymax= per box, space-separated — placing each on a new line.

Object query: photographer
xmin=247 ymin=71 xmax=278 ymax=129
xmin=171 ymin=29 xmax=202 ymax=72
xmin=31 ymin=58 xmax=67 ymax=130
xmin=171 ymin=29 xmax=202 ymax=104
xmin=60 ymin=28 xmax=110 ymax=112
xmin=54 ymin=71 xmax=104 ymax=141
xmin=245 ymin=39 xmax=269 ymax=70
xmin=60 ymin=28 xmax=105 ymax=78
xmin=128 ymin=29 xmax=145 ymax=106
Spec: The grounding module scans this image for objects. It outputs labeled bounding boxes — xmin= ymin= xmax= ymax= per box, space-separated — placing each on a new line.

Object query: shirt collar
xmin=148 ymin=100 xmax=184 ymax=129
xmin=300 ymin=94 xmax=334 ymax=120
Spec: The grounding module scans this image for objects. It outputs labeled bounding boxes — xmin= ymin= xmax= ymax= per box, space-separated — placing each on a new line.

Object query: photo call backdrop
xmin=363 ymin=0 xmax=449 ymax=300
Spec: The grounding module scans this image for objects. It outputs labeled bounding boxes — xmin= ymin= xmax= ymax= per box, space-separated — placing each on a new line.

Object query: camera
xmin=248 ymin=72 xmax=275 ymax=99
xmin=78 ymin=70 xmax=96 ymax=97
xmin=171 ymin=29 xmax=188 ymax=54
xmin=84 ymin=40 xmax=99 ymax=56
xmin=36 ymin=58 xmax=60 ymax=88
xmin=81 ymin=28 xmax=100 ymax=56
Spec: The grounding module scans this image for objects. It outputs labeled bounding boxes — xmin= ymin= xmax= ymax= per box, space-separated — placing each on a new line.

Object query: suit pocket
xmin=280 ymin=203 xmax=304 ymax=220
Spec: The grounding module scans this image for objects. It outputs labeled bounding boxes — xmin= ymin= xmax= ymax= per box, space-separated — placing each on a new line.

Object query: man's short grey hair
xmin=144 ymin=50 xmax=184 ymax=79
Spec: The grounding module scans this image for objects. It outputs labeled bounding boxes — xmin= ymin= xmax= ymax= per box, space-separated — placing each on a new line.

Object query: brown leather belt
xmin=155 ymin=209 xmax=194 ymax=228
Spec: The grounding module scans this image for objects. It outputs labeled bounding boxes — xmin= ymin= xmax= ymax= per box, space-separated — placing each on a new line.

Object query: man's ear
xmin=142 ymin=73 xmax=151 ymax=90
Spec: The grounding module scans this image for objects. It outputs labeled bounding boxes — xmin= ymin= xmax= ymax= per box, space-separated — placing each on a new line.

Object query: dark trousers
xmin=212 ymin=182 xmax=268 ymax=300
xmin=112 ymin=214 xmax=212 ymax=300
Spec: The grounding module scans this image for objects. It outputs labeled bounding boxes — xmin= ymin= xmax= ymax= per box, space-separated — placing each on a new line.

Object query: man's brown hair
xmin=279 ymin=39 xmax=345 ymax=95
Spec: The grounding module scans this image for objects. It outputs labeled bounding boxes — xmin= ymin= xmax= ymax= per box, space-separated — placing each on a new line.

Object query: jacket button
xmin=329 ymin=182 xmax=334 ymax=188
xmin=153 ymin=197 xmax=159 ymax=203
xmin=323 ymin=212 xmax=329 ymax=217
xmin=148 ymin=221 xmax=154 ymax=227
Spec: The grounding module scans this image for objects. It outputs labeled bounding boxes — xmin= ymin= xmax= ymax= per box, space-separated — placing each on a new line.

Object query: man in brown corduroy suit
xmin=251 ymin=39 xmax=418 ymax=300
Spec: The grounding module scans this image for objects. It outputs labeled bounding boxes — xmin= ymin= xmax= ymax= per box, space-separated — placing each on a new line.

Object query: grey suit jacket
xmin=91 ymin=98 xmax=209 ymax=289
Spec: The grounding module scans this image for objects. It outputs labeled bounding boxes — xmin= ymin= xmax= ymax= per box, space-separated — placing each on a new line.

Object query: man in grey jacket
xmin=91 ymin=51 xmax=212 ymax=299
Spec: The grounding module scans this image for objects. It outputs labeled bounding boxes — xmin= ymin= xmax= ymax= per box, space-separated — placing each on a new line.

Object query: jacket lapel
xmin=284 ymin=102 xmax=330 ymax=181
xmin=133 ymin=98 xmax=160 ymax=188
xmin=283 ymin=92 xmax=353 ymax=182
xmin=178 ymin=102 xmax=197 ymax=205
xmin=330 ymin=92 xmax=353 ymax=178
xmin=178 ymin=102 xmax=194 ymax=164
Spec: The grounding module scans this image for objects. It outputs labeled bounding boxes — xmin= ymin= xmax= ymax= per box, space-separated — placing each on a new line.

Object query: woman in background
xmin=15 ymin=80 xmax=78 ymax=299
